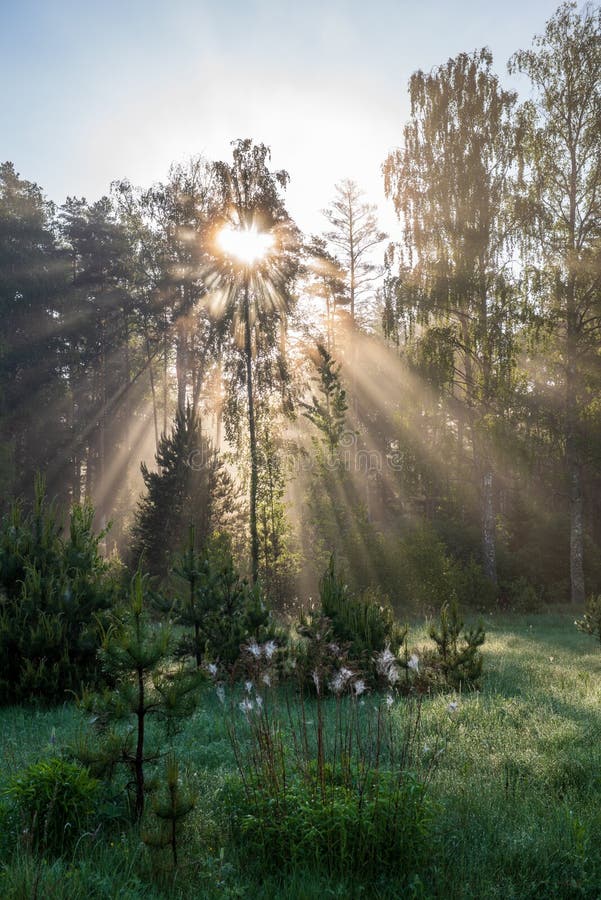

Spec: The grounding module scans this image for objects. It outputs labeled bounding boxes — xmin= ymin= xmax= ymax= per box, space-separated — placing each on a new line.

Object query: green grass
xmin=1 ymin=609 xmax=601 ymax=898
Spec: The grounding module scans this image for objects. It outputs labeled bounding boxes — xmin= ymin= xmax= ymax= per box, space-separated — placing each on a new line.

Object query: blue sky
xmin=2 ymin=0 xmax=561 ymax=234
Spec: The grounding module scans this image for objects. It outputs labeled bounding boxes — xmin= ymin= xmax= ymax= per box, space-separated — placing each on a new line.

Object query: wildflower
xmin=245 ymin=680 xmax=254 ymax=694
xmin=375 ymin=645 xmax=397 ymax=676
xmin=353 ymin=679 xmax=366 ymax=697
xmin=329 ymin=666 xmax=354 ymax=695
xmin=386 ymin=694 xmax=394 ymax=708
xmin=247 ymin=640 xmax=261 ymax=659
xmin=375 ymin=644 xmax=401 ymax=686
xmin=408 ymin=654 xmax=419 ymax=673
xmin=263 ymin=640 xmax=277 ymax=659
xmin=216 ymin=684 xmax=225 ymax=705
xmin=206 ymin=662 xmax=218 ymax=678
xmin=239 ymin=698 xmax=254 ymax=714
xmin=387 ymin=664 xmax=400 ymax=686
xmin=448 ymin=701 xmax=458 ymax=713
xmin=262 ymin=673 xmax=271 ymax=687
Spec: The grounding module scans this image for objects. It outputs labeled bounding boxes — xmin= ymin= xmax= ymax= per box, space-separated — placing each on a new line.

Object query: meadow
xmin=1 ymin=609 xmax=601 ymax=899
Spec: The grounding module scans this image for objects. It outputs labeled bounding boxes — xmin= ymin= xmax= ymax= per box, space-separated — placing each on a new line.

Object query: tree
xmin=323 ymin=179 xmax=386 ymax=326
xmin=208 ymin=139 xmax=299 ymax=583
xmin=301 ymin=343 xmax=348 ymax=457
xmin=78 ymin=571 xmax=202 ymax=820
xmin=303 ymin=236 xmax=347 ymax=350
xmin=132 ymin=405 xmax=239 ymax=579
xmin=0 ymin=476 xmax=120 ymax=704
xmin=0 ymin=163 xmax=66 ymax=501
xmin=169 ymin=528 xmax=275 ymax=669
xmin=383 ymin=48 xmax=520 ymax=585
xmin=59 ymin=195 xmax=136 ymax=522
xmin=510 ymin=2 xmax=601 ymax=604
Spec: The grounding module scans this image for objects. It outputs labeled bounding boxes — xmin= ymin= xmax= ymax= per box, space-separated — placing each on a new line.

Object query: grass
xmin=1 ymin=609 xmax=601 ymax=898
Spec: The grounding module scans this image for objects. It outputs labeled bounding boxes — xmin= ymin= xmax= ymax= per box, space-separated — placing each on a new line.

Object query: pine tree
xmin=170 ymin=528 xmax=275 ymax=669
xmin=76 ymin=571 xmax=203 ymax=820
xmin=301 ymin=343 xmax=348 ymax=456
xmin=132 ymin=405 xmax=239 ymax=579
xmin=141 ymin=753 xmax=196 ymax=869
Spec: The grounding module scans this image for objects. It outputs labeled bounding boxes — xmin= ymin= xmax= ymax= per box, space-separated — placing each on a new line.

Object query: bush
xmin=501 ymin=576 xmax=543 ymax=612
xmin=427 ymin=599 xmax=485 ymax=689
xmin=576 ymin=595 xmax=601 ymax=645
xmin=4 ymin=757 xmax=100 ymax=855
xmin=168 ymin=530 xmax=280 ymax=671
xmin=0 ymin=476 xmax=122 ymax=704
xmin=227 ymin=768 xmax=433 ymax=881
xmin=315 ymin=556 xmax=406 ymax=684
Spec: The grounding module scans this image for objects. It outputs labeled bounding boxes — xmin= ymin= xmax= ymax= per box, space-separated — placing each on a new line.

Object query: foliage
xmin=132 ymin=405 xmax=240 ymax=580
xmin=318 ymin=556 xmax=406 ymax=674
xmin=0 ymin=477 xmax=121 ymax=704
xmin=4 ymin=757 xmax=100 ymax=855
xmin=427 ymin=599 xmax=485 ymax=689
xmin=208 ymin=138 xmax=300 ymax=584
xmin=227 ymin=768 xmax=432 ymax=882
xmin=225 ymin=646 xmax=437 ymax=882
xmin=1 ymin=612 xmax=601 ymax=896
xmin=75 ymin=571 xmax=203 ymax=820
xmin=141 ymin=754 xmax=196 ymax=870
xmin=509 ymin=2 xmax=601 ymax=604
xmin=169 ymin=529 xmax=278 ymax=670
xmin=301 ymin=343 xmax=348 ymax=455
xmin=575 ymin=595 xmax=601 ymax=645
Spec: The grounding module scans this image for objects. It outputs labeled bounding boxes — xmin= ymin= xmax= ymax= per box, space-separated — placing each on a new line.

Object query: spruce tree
xmin=132 ymin=405 xmax=239 ymax=579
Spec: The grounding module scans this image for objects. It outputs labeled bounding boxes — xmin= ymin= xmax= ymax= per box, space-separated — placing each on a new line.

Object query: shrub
xmin=141 ymin=754 xmax=196 ymax=870
xmin=310 ymin=556 xmax=406 ymax=685
xmin=227 ymin=768 xmax=433 ymax=881
xmin=4 ymin=757 xmax=100 ymax=855
xmin=168 ymin=529 xmax=279 ymax=671
xmin=427 ymin=599 xmax=485 ymax=689
xmin=502 ymin=576 xmax=543 ymax=612
xmin=75 ymin=571 xmax=203 ymax=820
xmin=576 ymin=595 xmax=601 ymax=644
xmin=0 ymin=476 xmax=122 ymax=704
xmin=224 ymin=658 xmax=438 ymax=883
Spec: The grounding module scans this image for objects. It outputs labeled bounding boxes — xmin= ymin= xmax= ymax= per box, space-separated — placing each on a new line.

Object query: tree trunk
xmin=176 ymin=317 xmax=188 ymax=413
xmin=244 ymin=278 xmax=259 ymax=584
xmin=569 ymin=460 xmax=585 ymax=605
xmin=481 ymin=469 xmax=497 ymax=585
xmin=135 ymin=667 xmax=145 ymax=820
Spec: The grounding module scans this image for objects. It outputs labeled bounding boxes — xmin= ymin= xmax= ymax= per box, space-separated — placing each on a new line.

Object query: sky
xmin=1 ymin=0 xmax=562 ymax=238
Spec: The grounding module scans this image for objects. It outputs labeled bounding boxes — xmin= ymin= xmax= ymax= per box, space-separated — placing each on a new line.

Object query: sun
xmin=217 ymin=224 xmax=274 ymax=265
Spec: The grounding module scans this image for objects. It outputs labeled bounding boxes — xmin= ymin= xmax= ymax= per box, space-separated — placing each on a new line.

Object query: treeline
xmin=0 ymin=2 xmax=600 ymax=609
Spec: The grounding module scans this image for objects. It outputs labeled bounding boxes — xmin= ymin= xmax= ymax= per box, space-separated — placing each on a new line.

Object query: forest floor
xmin=1 ymin=609 xmax=601 ymax=898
